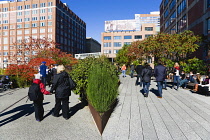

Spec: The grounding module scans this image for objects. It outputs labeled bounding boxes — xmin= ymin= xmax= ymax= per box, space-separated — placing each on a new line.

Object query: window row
xmin=0 ymin=22 xmax=52 ymax=30
xmin=104 ymin=42 xmax=133 ymax=47
xmin=0 ymin=34 xmax=53 ymax=45
xmin=0 ymin=8 xmax=52 ymax=18
xmin=104 ymin=34 xmax=153 ymax=40
xmin=103 ymin=49 xmax=120 ymax=54
xmin=1 ymin=2 xmax=53 ymax=12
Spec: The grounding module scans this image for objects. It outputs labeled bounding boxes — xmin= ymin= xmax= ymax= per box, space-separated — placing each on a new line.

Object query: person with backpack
xmin=28 ymin=73 xmax=51 ymax=122
xmin=50 ymin=65 xmax=71 ymax=120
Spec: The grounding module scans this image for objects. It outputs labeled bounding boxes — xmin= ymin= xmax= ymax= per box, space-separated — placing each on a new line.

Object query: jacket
xmin=154 ymin=64 xmax=167 ymax=82
xmin=50 ymin=71 xmax=71 ymax=98
xmin=141 ymin=66 xmax=152 ymax=82
xmin=135 ymin=65 xmax=144 ymax=75
xmin=32 ymin=79 xmax=50 ymax=100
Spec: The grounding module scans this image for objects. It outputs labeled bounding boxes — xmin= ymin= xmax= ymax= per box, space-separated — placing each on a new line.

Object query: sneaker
xmin=52 ymin=113 xmax=59 ymax=117
xmin=36 ymin=119 xmax=41 ymax=122
xmin=157 ymin=96 xmax=162 ymax=98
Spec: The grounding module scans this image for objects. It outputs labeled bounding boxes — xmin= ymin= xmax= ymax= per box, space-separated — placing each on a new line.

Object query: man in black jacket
xmin=141 ymin=63 xmax=152 ymax=97
xmin=154 ymin=61 xmax=167 ymax=98
xmin=135 ymin=63 xmax=144 ymax=87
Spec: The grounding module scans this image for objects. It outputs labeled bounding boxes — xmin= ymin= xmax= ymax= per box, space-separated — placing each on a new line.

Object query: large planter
xmin=88 ymin=99 xmax=117 ymax=135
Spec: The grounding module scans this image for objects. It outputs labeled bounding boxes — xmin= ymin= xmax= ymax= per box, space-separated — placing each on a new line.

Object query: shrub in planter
xmin=87 ymin=61 xmax=118 ymax=113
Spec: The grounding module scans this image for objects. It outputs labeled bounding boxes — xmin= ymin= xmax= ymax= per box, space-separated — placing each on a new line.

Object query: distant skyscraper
xmin=0 ymin=0 xmax=86 ymax=68
xmin=101 ymin=12 xmax=160 ymax=62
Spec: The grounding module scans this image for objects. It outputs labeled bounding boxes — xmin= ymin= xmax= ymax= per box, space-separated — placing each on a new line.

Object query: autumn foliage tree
xmin=33 ymin=48 xmax=78 ymax=67
xmin=127 ymin=30 xmax=201 ymax=63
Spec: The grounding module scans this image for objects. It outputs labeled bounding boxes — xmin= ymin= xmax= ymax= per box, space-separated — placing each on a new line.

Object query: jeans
xmin=163 ymin=79 xmax=167 ymax=89
xmin=122 ymin=70 xmax=126 ymax=77
xmin=173 ymin=76 xmax=180 ymax=89
xmin=143 ymin=82 xmax=150 ymax=95
xmin=130 ymin=70 xmax=134 ymax=78
xmin=179 ymin=79 xmax=189 ymax=88
xmin=157 ymin=81 xmax=163 ymax=97
xmin=136 ymin=74 xmax=142 ymax=87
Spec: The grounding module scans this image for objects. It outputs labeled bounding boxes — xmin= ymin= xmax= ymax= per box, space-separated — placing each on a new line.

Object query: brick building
xmin=0 ymin=0 xmax=86 ymax=68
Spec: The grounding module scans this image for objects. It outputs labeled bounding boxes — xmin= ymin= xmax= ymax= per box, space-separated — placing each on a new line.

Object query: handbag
xmin=69 ymin=76 xmax=76 ymax=90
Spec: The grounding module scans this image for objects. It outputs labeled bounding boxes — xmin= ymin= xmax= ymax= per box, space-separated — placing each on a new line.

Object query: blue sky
xmin=62 ymin=0 xmax=162 ymax=43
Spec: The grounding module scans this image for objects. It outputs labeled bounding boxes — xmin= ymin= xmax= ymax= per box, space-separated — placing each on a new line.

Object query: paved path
xmin=1 ymin=76 xmax=210 ymax=140
xmin=102 ymin=76 xmax=210 ymax=140
xmin=0 ymin=88 xmax=101 ymax=140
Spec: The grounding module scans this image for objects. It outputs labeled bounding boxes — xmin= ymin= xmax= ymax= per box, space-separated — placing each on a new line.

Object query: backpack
xmin=28 ymin=83 xmax=43 ymax=101
xmin=69 ymin=76 xmax=76 ymax=90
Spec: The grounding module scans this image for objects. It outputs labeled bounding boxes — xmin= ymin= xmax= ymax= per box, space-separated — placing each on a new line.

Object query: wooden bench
xmin=186 ymin=82 xmax=196 ymax=89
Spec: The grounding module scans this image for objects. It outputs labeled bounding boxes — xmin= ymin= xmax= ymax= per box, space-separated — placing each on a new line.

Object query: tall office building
xmin=101 ymin=12 xmax=160 ymax=61
xmin=0 ymin=0 xmax=86 ymax=68
xmin=160 ymin=0 xmax=210 ymax=60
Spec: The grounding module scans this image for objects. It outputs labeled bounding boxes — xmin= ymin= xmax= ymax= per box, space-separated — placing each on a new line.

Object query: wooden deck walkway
xmin=102 ymin=76 xmax=210 ymax=140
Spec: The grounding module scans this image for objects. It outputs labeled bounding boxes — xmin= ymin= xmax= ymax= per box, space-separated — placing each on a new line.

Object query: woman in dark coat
xmin=141 ymin=63 xmax=152 ymax=97
xmin=50 ymin=65 xmax=71 ymax=120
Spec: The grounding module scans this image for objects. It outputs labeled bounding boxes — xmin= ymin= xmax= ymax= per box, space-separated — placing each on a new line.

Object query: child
xmin=28 ymin=73 xmax=51 ymax=122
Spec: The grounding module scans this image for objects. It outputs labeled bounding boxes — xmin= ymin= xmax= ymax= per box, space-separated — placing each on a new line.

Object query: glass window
xmin=40 ymin=3 xmax=46 ymax=7
xmin=3 ymin=20 xmax=8 ymax=24
xmin=17 ymin=12 xmax=22 ymax=16
xmin=170 ymin=11 xmax=176 ymax=23
xmin=48 ymin=28 xmax=52 ymax=32
xmin=164 ymin=9 xmax=169 ymax=18
xmin=145 ymin=27 xmax=153 ymax=31
xmin=164 ymin=0 xmax=168 ymax=7
xmin=3 ymin=26 xmax=8 ymax=29
xmin=134 ymin=35 xmax=142 ymax=39
xmin=2 ymin=7 xmax=8 ymax=12
xmin=114 ymin=36 xmax=121 ymax=40
xmin=48 ymin=2 xmax=53 ymax=6
xmin=3 ymin=52 xmax=8 ymax=56
xmin=40 ymin=9 xmax=46 ymax=13
xmin=17 ymin=25 xmax=22 ymax=29
xmin=40 ymin=16 xmax=45 ymax=20
xmin=17 ymin=30 xmax=22 ymax=35
xmin=32 ymin=10 xmax=38 ymax=14
xmin=48 ymin=8 xmax=52 ymax=12
xmin=40 ymin=29 xmax=45 ymax=33
xmin=104 ymin=36 xmax=111 ymax=40
xmin=40 ymin=22 xmax=45 ymax=27
xmin=32 ymin=4 xmax=38 ymax=9
xmin=48 ymin=15 xmax=52 ymax=19
xmin=3 ymin=14 xmax=7 ymax=18
xmin=103 ymin=42 xmax=111 ymax=47
xmin=17 ymin=6 xmax=22 ymax=10
xmin=124 ymin=42 xmax=132 ymax=45
xmin=32 ymin=29 xmax=37 ymax=33
xmin=25 ymin=30 xmax=29 ymax=34
xmin=124 ymin=36 xmax=132 ymax=39
xmin=25 ymin=5 xmax=30 ymax=9
xmin=48 ymin=22 xmax=52 ymax=26
xmin=145 ymin=34 xmax=153 ymax=38
xmin=114 ymin=42 xmax=122 ymax=47
xmin=113 ymin=50 xmax=119 ymax=54
xmin=24 ymin=11 xmax=30 ymax=15
xmin=32 ymin=17 xmax=38 ymax=21
xmin=25 ymin=18 xmax=30 ymax=22
xmin=103 ymin=50 xmax=111 ymax=54
xmin=32 ymin=23 xmax=37 ymax=27
xmin=17 ymin=19 xmax=22 ymax=22
xmin=169 ymin=0 xmax=176 ymax=10
xmin=24 ymin=24 xmax=30 ymax=28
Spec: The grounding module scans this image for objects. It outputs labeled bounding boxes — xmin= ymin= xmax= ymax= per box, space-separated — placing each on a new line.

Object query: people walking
xmin=172 ymin=62 xmax=181 ymax=90
xmin=28 ymin=74 xmax=51 ymax=122
xmin=135 ymin=62 xmax=144 ymax=87
xmin=50 ymin=65 xmax=71 ymax=120
xmin=130 ymin=63 xmax=135 ymax=78
xmin=39 ymin=61 xmax=47 ymax=87
xmin=121 ymin=64 xmax=127 ymax=78
xmin=154 ymin=61 xmax=167 ymax=98
xmin=141 ymin=63 xmax=152 ymax=97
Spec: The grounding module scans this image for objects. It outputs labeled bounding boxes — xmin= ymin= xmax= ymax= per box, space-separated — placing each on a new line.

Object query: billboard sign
xmin=105 ymin=20 xmax=136 ymax=32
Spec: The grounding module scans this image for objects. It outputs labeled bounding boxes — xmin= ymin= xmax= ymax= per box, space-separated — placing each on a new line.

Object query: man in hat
xmin=39 ymin=61 xmax=47 ymax=87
